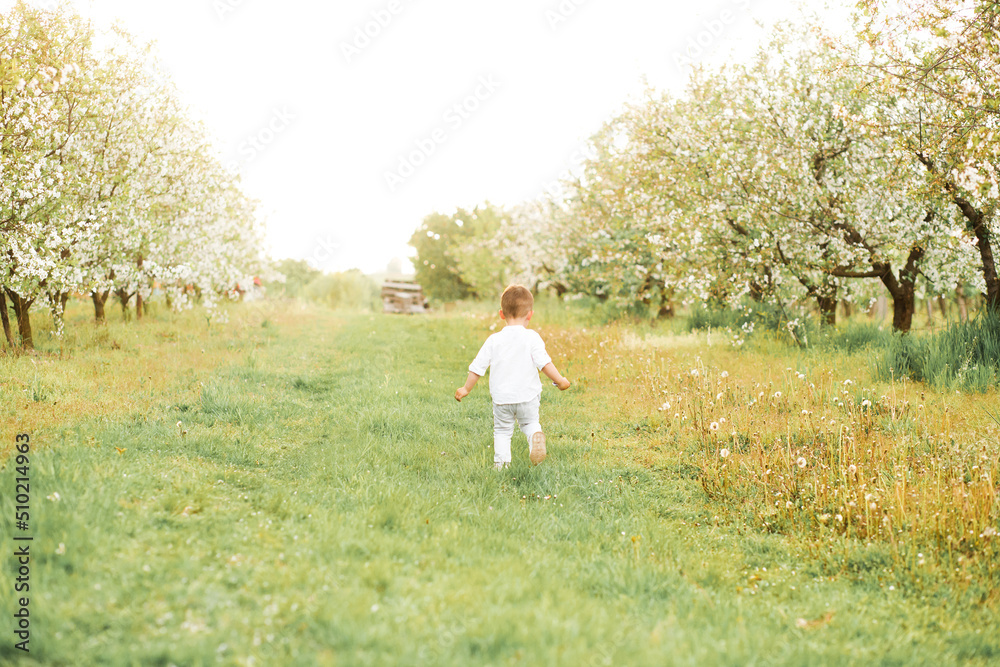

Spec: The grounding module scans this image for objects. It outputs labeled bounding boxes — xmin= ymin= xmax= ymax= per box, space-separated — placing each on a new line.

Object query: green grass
xmin=0 ymin=304 xmax=998 ymax=665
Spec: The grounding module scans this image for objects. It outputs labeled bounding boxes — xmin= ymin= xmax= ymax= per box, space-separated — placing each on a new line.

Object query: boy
xmin=455 ymin=285 xmax=570 ymax=468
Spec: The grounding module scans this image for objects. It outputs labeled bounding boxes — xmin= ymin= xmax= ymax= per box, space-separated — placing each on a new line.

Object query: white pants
xmin=492 ymin=395 xmax=542 ymax=464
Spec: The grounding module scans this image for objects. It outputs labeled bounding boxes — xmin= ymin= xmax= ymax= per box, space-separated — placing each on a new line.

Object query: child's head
xmin=500 ymin=284 xmax=533 ymax=320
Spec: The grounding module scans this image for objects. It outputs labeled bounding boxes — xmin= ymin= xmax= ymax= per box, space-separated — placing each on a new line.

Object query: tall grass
xmin=870 ymin=312 xmax=1000 ymax=392
xmin=562 ymin=319 xmax=1000 ymax=586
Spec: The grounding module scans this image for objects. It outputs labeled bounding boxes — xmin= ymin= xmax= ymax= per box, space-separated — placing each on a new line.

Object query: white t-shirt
xmin=469 ymin=325 xmax=552 ymax=405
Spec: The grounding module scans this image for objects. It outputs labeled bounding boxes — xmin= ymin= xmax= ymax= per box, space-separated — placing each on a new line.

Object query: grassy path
xmin=1 ymin=306 xmax=997 ymax=665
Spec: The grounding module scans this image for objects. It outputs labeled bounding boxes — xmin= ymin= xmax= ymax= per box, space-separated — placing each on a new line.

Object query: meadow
xmin=0 ymin=299 xmax=998 ymax=665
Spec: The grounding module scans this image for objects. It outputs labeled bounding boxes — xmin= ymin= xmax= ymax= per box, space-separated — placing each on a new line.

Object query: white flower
xmin=773 ymin=391 xmax=782 ymax=399
xmin=720 ymin=448 xmax=730 ymax=459
xmin=720 ymin=371 xmax=729 ymax=378
xmin=709 ymin=422 xmax=720 ymax=431
xmin=796 ymin=457 xmax=807 ymax=469
xmin=690 ymin=369 xmax=700 ymax=377
xmin=861 ymin=399 xmax=871 ymax=408
xmin=848 ymin=464 xmax=857 ymax=475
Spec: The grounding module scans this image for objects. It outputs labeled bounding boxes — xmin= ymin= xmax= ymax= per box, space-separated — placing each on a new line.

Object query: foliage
xmin=302 ymin=269 xmax=380 ymax=311
xmin=408 ymin=211 xmax=475 ymax=302
xmin=269 ymin=258 xmax=321 ymax=299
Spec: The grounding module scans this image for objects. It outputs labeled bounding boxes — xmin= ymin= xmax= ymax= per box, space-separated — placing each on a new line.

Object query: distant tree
xmin=410 ymin=205 xmax=506 ymax=302
xmin=272 ymin=259 xmax=321 ymax=298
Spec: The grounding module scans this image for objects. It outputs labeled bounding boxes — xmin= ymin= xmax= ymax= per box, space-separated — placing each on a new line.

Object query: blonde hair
xmin=500 ymin=284 xmax=533 ymax=319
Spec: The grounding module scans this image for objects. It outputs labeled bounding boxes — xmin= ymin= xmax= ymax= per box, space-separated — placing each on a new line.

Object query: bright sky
xmin=18 ymin=0 xmax=852 ymax=274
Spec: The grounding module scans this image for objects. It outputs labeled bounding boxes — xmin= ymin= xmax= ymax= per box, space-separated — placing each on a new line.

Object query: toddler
xmin=455 ymin=285 xmax=570 ymax=468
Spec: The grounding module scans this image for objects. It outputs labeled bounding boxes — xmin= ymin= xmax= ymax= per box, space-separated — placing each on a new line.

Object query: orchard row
xmin=411 ymin=1 xmax=999 ymax=333
xmin=1 ymin=3 xmax=269 ymax=350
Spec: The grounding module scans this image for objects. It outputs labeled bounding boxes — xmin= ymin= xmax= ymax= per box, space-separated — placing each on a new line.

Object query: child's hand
xmin=455 ymin=387 xmax=470 ymax=402
xmin=555 ymin=377 xmax=570 ymax=391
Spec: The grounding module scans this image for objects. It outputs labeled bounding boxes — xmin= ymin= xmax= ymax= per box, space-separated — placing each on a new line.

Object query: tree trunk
xmin=5 ymin=288 xmax=34 ymax=351
xmin=925 ymin=298 xmax=934 ymax=325
xmin=116 ymin=288 xmax=134 ymax=320
xmin=817 ymin=295 xmax=837 ymax=327
xmin=956 ymin=200 xmax=1000 ymax=310
xmin=878 ymin=245 xmax=925 ymax=334
xmin=956 ymin=286 xmax=969 ymax=322
xmin=92 ymin=289 xmax=110 ymax=324
xmin=0 ymin=290 xmax=15 ymax=350
xmin=921 ymin=157 xmax=1000 ymax=310
xmin=135 ymin=255 xmax=145 ymax=320
xmin=842 ymin=300 xmax=853 ymax=319
xmin=48 ymin=291 xmax=69 ymax=338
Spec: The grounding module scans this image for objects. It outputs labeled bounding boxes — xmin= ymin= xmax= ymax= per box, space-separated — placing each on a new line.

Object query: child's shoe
xmin=529 ymin=431 xmax=546 ymax=464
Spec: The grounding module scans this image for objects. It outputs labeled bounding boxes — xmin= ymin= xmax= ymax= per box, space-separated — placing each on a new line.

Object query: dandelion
xmin=843 ymin=379 xmax=853 ymax=386
xmin=719 ymin=417 xmax=726 ymax=424
xmin=710 ymin=422 xmax=720 ymax=431
xmin=690 ymin=368 xmax=700 ymax=377
xmin=796 ymin=372 xmax=805 ymax=380
xmin=773 ymin=391 xmax=782 ymax=399
xmin=716 ymin=392 xmax=724 ymax=400
xmin=720 ymin=371 xmax=729 ymax=378
xmin=720 ymin=448 xmax=730 ymax=459
xmin=861 ymin=399 xmax=871 ymax=408
xmin=659 ymin=401 xmax=671 ymax=411
xmin=796 ymin=457 xmax=807 ymax=469
xmin=786 ymin=501 xmax=794 ymax=509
